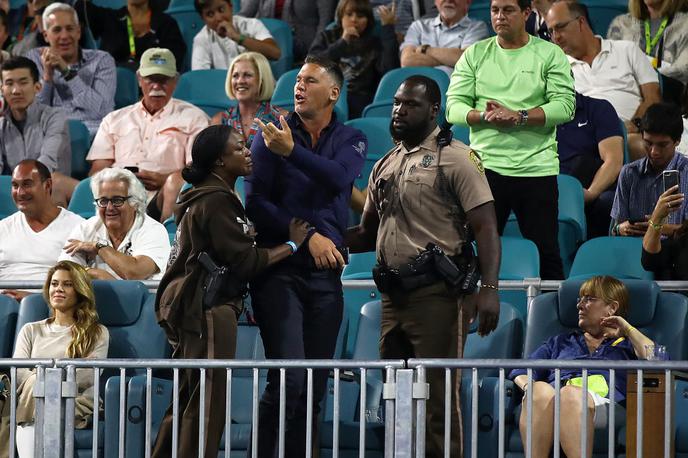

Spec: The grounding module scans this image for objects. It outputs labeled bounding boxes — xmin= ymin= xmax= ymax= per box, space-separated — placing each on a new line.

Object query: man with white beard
xmin=86 ymin=48 xmax=209 ymax=221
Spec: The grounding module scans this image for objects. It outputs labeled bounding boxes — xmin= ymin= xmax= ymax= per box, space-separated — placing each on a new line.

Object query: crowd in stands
xmin=0 ymin=0 xmax=687 ymax=454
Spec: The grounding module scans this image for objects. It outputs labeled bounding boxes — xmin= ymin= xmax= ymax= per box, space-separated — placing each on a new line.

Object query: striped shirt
xmin=26 ymin=47 xmax=117 ymax=135
xmin=611 ymin=152 xmax=688 ymax=225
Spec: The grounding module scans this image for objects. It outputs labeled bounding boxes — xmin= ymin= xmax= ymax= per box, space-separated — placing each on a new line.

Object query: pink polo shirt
xmin=87 ymin=99 xmax=209 ymax=174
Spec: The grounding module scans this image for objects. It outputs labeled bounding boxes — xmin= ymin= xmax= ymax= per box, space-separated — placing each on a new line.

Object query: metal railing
xmin=2 ymin=358 xmax=687 ymax=457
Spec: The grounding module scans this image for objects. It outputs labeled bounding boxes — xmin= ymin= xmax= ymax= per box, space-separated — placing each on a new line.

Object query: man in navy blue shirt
xmin=245 ymin=55 xmax=366 ymax=458
xmin=557 ymin=92 xmax=623 ymax=238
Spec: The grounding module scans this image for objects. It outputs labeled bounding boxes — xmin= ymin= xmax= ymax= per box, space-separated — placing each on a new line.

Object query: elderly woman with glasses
xmin=59 ymin=167 xmax=171 ymax=280
xmin=509 ymin=276 xmax=656 ymax=458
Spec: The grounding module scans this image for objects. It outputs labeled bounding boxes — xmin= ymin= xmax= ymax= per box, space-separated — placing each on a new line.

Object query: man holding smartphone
xmin=611 ymin=103 xmax=688 ymax=237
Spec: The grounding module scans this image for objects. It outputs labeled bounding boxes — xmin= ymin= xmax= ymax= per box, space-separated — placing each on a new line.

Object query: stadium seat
xmin=503 ymin=174 xmax=587 ymax=277
xmin=569 ymin=236 xmax=653 ymax=280
xmin=69 ymin=119 xmax=92 ymax=180
xmin=91 ymin=0 xmax=125 ymax=8
xmin=271 ymin=69 xmax=349 ymax=121
xmin=496 ymin=278 xmax=688 ymax=457
xmin=162 ymin=216 xmax=177 ymax=244
xmin=499 ymin=236 xmax=539 ymax=318
xmin=344 ymin=117 xmax=394 ymax=159
xmin=68 ymin=177 xmax=96 ymax=219
xmin=467 ymin=3 xmax=495 ymax=36
xmin=115 ymin=66 xmax=139 ymax=110
xmin=619 ymin=117 xmax=630 ymax=164
xmin=166 ymin=6 xmax=204 ymax=72
xmin=15 ymin=281 xmax=168 ymax=458
xmin=173 ymin=69 xmax=234 ymax=117
xmin=580 ymin=1 xmax=626 ymax=36
xmin=450 ymin=123 xmax=470 ymax=145
xmin=341 ymin=282 xmax=380 ymax=358
xmin=0 ymin=175 xmax=17 ymax=219
xmin=362 ymin=67 xmax=450 ymax=119
xmin=259 ymin=18 xmax=294 ymax=79
xmin=0 ymin=295 xmax=19 ymax=358
xmin=342 ymin=252 xmax=376 ymax=280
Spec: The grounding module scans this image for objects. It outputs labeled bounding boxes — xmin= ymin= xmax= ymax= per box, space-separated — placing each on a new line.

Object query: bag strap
xmin=434 ymin=128 xmax=475 ymax=248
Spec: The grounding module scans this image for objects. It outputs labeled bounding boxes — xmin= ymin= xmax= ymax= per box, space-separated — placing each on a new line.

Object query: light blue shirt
xmin=400 ymin=14 xmax=489 ymax=74
xmin=611 ymin=152 xmax=688 ymax=225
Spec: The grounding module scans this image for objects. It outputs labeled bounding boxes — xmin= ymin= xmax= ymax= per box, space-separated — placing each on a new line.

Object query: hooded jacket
xmin=155 ymin=174 xmax=268 ymax=335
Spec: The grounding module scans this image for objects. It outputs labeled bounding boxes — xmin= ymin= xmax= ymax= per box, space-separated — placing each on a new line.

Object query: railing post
xmin=39 ymin=367 xmax=65 ymax=458
xmin=523 ymin=277 xmax=541 ymax=315
xmin=394 ymin=369 xmax=417 ymax=458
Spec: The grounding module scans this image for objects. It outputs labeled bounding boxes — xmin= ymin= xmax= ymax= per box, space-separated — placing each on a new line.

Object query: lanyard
xmin=126 ymin=11 xmax=152 ymax=60
xmin=644 ymin=17 xmax=668 ymax=57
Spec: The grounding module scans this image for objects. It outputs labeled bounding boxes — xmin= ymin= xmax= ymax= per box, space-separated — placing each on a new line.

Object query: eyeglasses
xmin=577 ymin=295 xmax=600 ymax=305
xmin=547 ymin=16 xmax=580 ymax=36
xmin=94 ymin=196 xmax=132 ymax=208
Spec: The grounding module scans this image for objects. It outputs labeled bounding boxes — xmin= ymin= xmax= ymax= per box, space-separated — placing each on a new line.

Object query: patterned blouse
xmin=220 ymin=101 xmax=286 ymax=147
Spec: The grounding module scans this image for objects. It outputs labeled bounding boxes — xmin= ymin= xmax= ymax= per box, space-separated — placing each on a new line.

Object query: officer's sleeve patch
xmin=469 ymin=150 xmax=485 ymax=174
xmin=353 ymin=141 xmax=366 ymax=157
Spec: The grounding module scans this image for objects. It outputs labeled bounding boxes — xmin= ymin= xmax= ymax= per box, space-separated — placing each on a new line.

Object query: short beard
xmin=389 ymin=120 xmax=431 ymax=148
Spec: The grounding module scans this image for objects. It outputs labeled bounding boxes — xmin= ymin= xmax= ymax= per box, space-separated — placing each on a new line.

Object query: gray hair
xmin=90 ymin=167 xmax=148 ymax=218
xmin=42 ymin=3 xmax=79 ymax=31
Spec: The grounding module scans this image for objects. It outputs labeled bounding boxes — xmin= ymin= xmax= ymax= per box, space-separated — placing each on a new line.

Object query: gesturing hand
xmin=600 ymin=315 xmax=632 ymax=339
xmin=256 ymin=116 xmax=295 ymax=157
xmin=63 ymin=239 xmax=99 ymax=257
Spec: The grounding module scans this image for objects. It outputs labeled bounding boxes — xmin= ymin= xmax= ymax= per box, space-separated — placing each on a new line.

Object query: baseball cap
xmin=138 ymin=48 xmax=177 ymax=78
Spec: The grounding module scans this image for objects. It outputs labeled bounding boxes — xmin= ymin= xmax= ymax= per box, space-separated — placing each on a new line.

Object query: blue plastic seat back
xmin=580 ymin=2 xmax=627 ymax=36
xmin=569 ymin=236 xmax=653 ymax=280
xmin=499 ymin=236 xmax=539 ymax=318
xmin=0 ymin=175 xmax=17 ymax=219
xmin=173 ymin=68 xmax=234 ymax=116
xmin=619 ymin=117 xmax=630 ymax=164
xmin=342 ymin=285 xmax=380 ymax=358
xmin=362 ymin=67 xmax=450 ymax=120
xmin=450 ymin=124 xmax=470 ymax=145
xmin=0 ymin=295 xmax=19 ymax=358
xmin=69 ymin=119 xmax=91 ymax=180
xmin=344 ymin=117 xmax=394 ymax=160
xmin=467 ymin=3 xmax=495 ymax=36
xmin=342 ymin=252 xmax=377 ymax=280
xmin=68 ymin=177 xmax=95 ymax=219
xmin=115 ymin=66 xmax=139 ymax=109
xmin=260 ymin=18 xmax=294 ymax=79
xmin=272 ymin=68 xmax=349 ymax=121
xmin=464 ymin=302 xmax=525 ymax=373
xmin=166 ymin=7 xmax=205 ymax=72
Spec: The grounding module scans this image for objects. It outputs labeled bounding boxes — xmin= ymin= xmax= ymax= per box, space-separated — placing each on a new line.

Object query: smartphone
xmin=125 ymin=166 xmax=139 ymax=173
xmin=663 ymin=169 xmax=680 ymax=193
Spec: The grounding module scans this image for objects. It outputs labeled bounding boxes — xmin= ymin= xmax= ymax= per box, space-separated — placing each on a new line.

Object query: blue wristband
xmin=286 ymin=241 xmax=298 ymax=254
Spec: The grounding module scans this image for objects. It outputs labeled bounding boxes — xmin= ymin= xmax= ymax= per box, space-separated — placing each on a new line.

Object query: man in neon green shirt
xmin=446 ymin=0 xmax=575 ymax=279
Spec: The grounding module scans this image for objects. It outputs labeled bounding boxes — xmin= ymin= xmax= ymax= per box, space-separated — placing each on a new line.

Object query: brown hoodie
xmin=155 ymin=174 xmax=268 ymax=335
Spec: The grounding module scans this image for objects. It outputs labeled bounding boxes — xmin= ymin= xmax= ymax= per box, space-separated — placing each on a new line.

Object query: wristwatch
xmin=95 ymin=241 xmax=109 ymax=253
xmin=60 ymin=66 xmax=78 ymax=81
xmin=517 ymin=110 xmax=528 ymax=126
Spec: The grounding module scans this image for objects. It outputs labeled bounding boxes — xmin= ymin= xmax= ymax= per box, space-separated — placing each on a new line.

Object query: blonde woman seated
xmin=211 ymin=52 xmax=286 ymax=147
xmin=509 ymin=276 xmax=655 ymax=458
xmin=10 ymin=261 xmax=109 ymax=457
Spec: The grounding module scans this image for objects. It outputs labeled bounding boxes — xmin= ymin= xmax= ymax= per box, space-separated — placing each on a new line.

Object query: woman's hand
xmin=288 ymin=218 xmax=310 ymax=247
xmin=649 ymin=185 xmax=684 ymax=223
xmin=378 ymin=3 xmax=396 ymax=26
xmin=342 ymin=26 xmax=360 ymax=42
xmin=600 ymin=315 xmax=632 ymax=339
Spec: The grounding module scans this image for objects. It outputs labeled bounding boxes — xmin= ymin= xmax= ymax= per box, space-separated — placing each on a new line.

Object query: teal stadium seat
xmin=619 ymin=117 xmax=630 ymax=164
xmin=450 ymin=123 xmax=470 ymax=145
xmin=497 ymin=278 xmax=688 ymax=458
xmin=467 ymin=3 xmax=495 ymax=36
xmin=15 ymin=281 xmax=168 ymax=458
xmin=259 ymin=18 xmax=294 ymax=79
xmin=504 ymin=174 xmax=587 ymax=277
xmin=69 ymin=119 xmax=92 ymax=180
xmin=0 ymin=175 xmax=17 ymax=219
xmin=362 ymin=67 xmax=450 ymax=120
xmin=271 ymin=69 xmax=349 ymax=121
xmin=115 ymin=66 xmax=139 ymax=110
xmin=166 ymin=6 xmax=204 ymax=71
xmin=0 ymin=295 xmax=19 ymax=358
xmin=499 ymin=236 xmax=539 ymax=318
xmin=173 ymin=69 xmax=234 ymax=116
xmin=580 ymin=0 xmax=626 ymax=36
xmin=344 ymin=118 xmax=393 ymax=190
xmin=68 ymin=177 xmax=96 ymax=219
xmin=342 ymin=252 xmax=376 ymax=280
xmin=91 ymin=0 xmax=125 ymax=8
xmin=569 ymin=236 xmax=653 ymax=280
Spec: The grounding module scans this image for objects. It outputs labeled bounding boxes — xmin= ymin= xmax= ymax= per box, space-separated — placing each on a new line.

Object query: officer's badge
xmin=421 ymin=154 xmax=434 ymax=168
xmin=469 ymin=150 xmax=485 ymax=174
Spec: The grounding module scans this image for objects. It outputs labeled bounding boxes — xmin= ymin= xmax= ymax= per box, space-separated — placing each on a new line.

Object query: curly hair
xmin=43 ymin=261 xmax=103 ymax=358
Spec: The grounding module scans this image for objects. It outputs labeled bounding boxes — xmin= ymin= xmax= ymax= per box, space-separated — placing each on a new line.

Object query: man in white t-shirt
xmin=59 ymin=167 xmax=170 ymax=280
xmin=191 ymin=0 xmax=281 ymax=70
xmin=0 ymin=160 xmax=84 ymax=300
xmin=546 ymin=0 xmax=661 ymax=160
